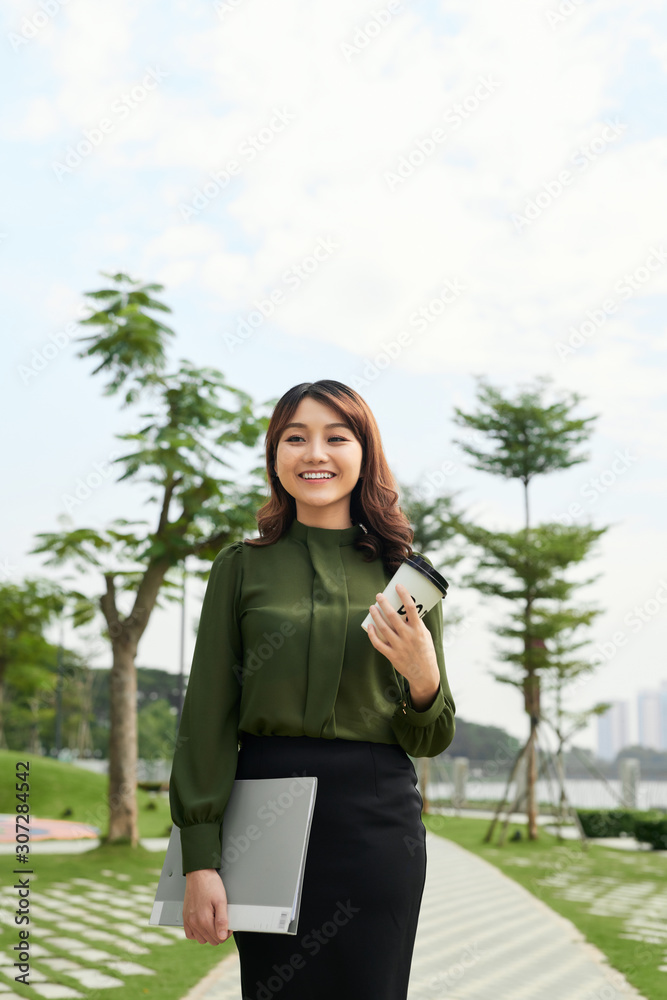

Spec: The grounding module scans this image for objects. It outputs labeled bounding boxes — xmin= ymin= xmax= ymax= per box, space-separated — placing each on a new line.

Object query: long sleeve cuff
xmin=179 ymin=822 xmax=224 ymax=875
xmin=399 ymin=681 xmax=446 ymax=727
xmin=390 ymin=680 xmax=455 ymax=758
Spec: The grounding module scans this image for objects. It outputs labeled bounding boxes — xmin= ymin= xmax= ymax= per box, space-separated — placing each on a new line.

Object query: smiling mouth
xmin=299 ymin=473 xmax=337 ymax=480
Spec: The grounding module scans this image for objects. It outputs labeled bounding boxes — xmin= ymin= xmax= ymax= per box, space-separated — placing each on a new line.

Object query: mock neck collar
xmin=286 ymin=517 xmax=363 ymax=547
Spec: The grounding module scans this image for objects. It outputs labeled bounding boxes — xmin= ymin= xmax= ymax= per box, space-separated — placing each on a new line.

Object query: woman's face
xmin=274 ymin=397 xmax=364 ymax=527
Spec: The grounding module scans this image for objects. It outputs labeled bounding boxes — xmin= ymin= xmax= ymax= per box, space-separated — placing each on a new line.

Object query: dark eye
xmin=285 ymin=435 xmax=347 ymax=442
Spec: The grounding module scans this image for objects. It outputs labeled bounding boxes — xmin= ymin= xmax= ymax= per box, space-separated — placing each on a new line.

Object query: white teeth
xmin=301 ymin=473 xmax=334 ymax=479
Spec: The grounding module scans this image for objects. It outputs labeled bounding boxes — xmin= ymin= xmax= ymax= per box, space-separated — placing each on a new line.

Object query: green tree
xmin=30 ymin=271 xmax=273 ymax=848
xmin=138 ymin=697 xmax=177 ymax=764
xmin=446 ymin=718 xmax=521 ymax=761
xmin=0 ymin=579 xmax=71 ymax=749
xmin=397 ymin=482 xmax=466 ymax=559
xmin=538 ymin=609 xmax=610 ymax=834
xmin=450 ymin=375 xmax=608 ymax=839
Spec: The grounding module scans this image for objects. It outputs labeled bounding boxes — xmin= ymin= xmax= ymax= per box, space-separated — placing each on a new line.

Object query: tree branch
xmin=156 ymin=474 xmax=183 ymax=537
xmin=99 ymin=573 xmax=119 ymax=630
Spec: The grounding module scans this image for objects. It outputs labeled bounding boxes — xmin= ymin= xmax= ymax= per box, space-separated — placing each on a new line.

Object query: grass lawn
xmin=424 ymin=812 xmax=667 ymax=1000
xmin=1 ymin=843 xmax=237 ymax=1000
xmin=1 ymin=750 xmax=236 ymax=1000
xmin=1 ymin=750 xmax=174 ymax=839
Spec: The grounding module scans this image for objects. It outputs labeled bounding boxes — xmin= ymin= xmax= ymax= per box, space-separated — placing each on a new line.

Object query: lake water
xmin=70 ymin=759 xmax=667 ymax=810
xmin=426 ymin=778 xmax=667 ymax=810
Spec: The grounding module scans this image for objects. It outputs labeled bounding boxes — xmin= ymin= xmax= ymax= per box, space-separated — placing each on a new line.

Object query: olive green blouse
xmin=169 ymin=517 xmax=456 ymax=874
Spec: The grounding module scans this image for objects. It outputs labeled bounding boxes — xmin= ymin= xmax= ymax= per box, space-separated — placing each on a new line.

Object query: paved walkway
xmin=0 ymin=829 xmax=657 ymax=999
xmin=181 ymin=830 xmax=648 ymax=1000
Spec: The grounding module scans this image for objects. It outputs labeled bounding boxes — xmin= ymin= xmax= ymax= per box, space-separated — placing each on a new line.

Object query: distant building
xmin=597 ymin=701 xmax=630 ymax=761
xmin=660 ymin=681 xmax=667 ymax=751
xmin=638 ymin=689 xmax=662 ymax=750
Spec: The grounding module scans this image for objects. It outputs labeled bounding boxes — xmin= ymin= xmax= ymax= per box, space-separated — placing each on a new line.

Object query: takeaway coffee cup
xmin=361 ymin=555 xmax=448 ymax=632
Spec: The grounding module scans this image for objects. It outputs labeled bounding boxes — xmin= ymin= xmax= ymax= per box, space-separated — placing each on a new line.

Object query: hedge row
xmin=576 ymin=808 xmax=667 ymax=849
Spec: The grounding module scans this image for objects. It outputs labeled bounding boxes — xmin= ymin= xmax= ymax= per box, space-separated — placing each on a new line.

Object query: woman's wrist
xmin=408 ymin=675 xmax=441 ymax=711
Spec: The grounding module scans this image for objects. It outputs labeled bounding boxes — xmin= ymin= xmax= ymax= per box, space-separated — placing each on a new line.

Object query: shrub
xmin=576 ymin=808 xmax=667 ymax=849
xmin=633 ymin=816 xmax=667 ymax=851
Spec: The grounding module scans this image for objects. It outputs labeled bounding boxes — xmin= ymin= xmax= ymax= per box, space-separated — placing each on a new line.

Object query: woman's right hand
xmin=183 ymin=868 xmax=233 ymax=944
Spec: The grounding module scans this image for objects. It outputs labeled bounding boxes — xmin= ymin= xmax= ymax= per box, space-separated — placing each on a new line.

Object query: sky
xmin=2 ymin=0 xmax=667 ymax=753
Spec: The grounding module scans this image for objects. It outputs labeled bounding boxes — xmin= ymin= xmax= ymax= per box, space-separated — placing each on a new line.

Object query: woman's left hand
xmin=367 ymin=582 xmax=440 ymax=699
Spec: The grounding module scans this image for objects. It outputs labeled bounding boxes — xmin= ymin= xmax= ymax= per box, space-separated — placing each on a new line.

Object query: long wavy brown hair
xmin=243 ymin=380 xmax=415 ymax=576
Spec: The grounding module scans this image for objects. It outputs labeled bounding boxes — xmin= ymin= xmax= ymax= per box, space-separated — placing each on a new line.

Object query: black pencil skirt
xmin=232 ymin=732 xmax=427 ymax=1000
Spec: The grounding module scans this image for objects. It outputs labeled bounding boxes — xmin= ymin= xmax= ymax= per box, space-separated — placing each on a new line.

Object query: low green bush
xmin=576 ymin=809 xmax=638 ymax=838
xmin=633 ymin=816 xmax=667 ymax=850
xmin=576 ymin=808 xmax=667 ymax=849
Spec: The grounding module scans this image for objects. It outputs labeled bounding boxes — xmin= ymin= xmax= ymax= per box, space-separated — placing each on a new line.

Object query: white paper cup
xmin=361 ymin=555 xmax=448 ymax=632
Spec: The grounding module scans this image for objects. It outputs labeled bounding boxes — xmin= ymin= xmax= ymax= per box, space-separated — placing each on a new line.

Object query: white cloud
xmin=5 ymin=0 xmax=667 ymax=745
xmin=26 ymin=0 xmax=656 ymax=398
xmin=15 ymin=0 xmax=662 ymax=419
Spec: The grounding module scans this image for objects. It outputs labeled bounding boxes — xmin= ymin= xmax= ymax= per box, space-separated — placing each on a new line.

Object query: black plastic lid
xmin=404 ymin=554 xmax=449 ymax=598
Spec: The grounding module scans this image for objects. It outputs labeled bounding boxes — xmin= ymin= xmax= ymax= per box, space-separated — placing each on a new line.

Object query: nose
xmin=303 ymin=436 xmax=330 ymax=463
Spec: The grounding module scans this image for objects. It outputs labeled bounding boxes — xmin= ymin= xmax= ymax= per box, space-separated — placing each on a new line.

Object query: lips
xmin=299 ymin=472 xmax=336 ymax=479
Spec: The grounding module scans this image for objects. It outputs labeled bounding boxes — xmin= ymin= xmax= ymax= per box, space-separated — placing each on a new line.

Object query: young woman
xmin=169 ymin=379 xmax=456 ymax=1000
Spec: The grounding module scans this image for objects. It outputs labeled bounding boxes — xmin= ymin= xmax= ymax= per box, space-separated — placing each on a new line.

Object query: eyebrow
xmin=283 ymin=422 xmax=351 ymax=430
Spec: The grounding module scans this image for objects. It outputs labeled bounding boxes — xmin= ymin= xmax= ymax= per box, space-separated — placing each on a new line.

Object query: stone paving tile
xmin=77 ymin=928 xmax=150 ymax=953
xmin=180 ymin=831 xmax=649 ymax=1000
xmin=41 ymin=906 xmax=81 ymax=918
xmin=28 ymin=986 xmax=83 ymax=999
xmin=56 ymin=968 xmax=124 ymax=989
xmin=38 ymin=959 xmax=84 ymax=972
xmin=137 ymin=930 xmax=177 ymax=945
xmin=44 ymin=893 xmax=90 ymax=905
xmin=38 ymin=936 xmax=113 ymax=956
xmin=536 ymin=861 xmax=667 ymax=978
xmin=0 ymin=950 xmax=48 ymax=981
xmin=103 ymin=960 xmax=155 ymax=976
xmin=28 ymin=945 xmax=51 ymax=958
xmin=0 ymin=879 xmax=170 ymax=999
xmin=64 ymin=948 xmax=118 ymax=964
xmin=77 ymin=912 xmax=106 ymax=925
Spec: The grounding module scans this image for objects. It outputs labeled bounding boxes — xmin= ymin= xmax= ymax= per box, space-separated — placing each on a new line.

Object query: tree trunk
xmin=107 ymin=637 xmax=139 ymax=844
xmin=556 ymin=746 xmax=567 ymax=822
xmin=525 ymin=726 xmax=538 ymax=838
xmin=523 ymin=671 xmax=540 ymax=840
xmin=484 ymin=743 xmax=525 ymax=843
